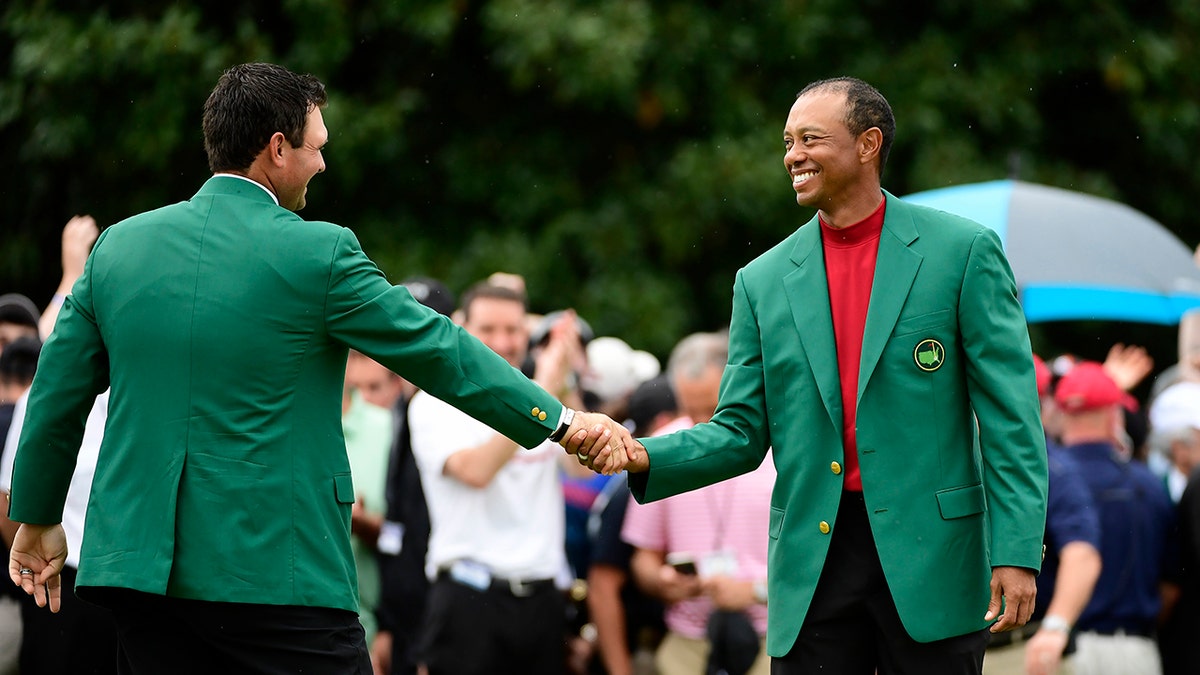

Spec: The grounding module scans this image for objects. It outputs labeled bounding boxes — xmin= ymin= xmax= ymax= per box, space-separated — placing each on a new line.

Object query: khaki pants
xmin=1071 ymin=632 xmax=1160 ymax=675
xmin=654 ymin=631 xmax=770 ymax=675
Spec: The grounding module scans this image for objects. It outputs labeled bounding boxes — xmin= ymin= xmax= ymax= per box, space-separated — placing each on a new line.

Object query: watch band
xmin=1040 ymin=614 xmax=1071 ymax=634
xmin=548 ymin=407 xmax=576 ymax=443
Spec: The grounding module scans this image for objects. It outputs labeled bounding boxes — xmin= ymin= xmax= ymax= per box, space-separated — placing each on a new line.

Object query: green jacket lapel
xmin=859 ymin=193 xmax=922 ymax=399
xmin=783 ymin=216 xmax=842 ymax=430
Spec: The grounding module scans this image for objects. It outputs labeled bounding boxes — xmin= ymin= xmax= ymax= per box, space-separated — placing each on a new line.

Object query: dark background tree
xmin=3 ymin=0 xmax=1198 ymax=370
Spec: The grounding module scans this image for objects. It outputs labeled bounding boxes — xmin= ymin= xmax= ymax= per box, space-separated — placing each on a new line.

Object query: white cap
xmin=1149 ymin=381 xmax=1200 ymax=434
xmin=582 ymin=336 xmax=661 ymax=402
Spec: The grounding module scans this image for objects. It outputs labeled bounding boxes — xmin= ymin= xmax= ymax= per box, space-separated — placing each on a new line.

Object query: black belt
xmin=1080 ymin=625 xmax=1155 ymax=638
xmin=437 ymin=569 xmax=556 ymax=598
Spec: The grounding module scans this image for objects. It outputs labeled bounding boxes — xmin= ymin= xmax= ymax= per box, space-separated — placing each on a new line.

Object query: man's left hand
xmin=702 ymin=576 xmax=756 ymax=611
xmin=985 ymin=566 xmax=1036 ymax=632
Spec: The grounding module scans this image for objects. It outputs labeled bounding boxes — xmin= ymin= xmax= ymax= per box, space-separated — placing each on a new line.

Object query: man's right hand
xmin=9 ymin=523 xmax=68 ymax=613
xmin=560 ymin=411 xmax=643 ymax=475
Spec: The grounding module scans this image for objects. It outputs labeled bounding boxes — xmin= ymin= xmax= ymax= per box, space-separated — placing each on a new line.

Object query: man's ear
xmin=859 ymin=127 xmax=882 ymax=166
xmin=268 ymin=132 xmax=288 ymax=167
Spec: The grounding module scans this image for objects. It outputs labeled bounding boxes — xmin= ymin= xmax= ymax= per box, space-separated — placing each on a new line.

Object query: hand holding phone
xmin=665 ymin=552 xmax=698 ymax=576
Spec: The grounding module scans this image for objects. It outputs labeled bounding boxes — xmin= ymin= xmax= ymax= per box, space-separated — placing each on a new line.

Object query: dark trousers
xmin=419 ymin=574 xmax=565 ymax=675
xmin=772 ymin=491 xmax=989 ymax=675
xmin=19 ymin=565 xmax=119 ymax=675
xmin=94 ymin=588 xmax=371 ymax=675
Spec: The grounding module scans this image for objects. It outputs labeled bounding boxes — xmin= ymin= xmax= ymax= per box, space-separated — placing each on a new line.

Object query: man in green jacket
xmin=612 ymin=77 xmax=1048 ymax=673
xmin=7 ymin=62 xmax=629 ymax=673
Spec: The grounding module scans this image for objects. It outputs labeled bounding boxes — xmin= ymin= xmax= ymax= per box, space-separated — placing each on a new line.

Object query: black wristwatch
xmin=548 ymin=407 xmax=576 ymax=443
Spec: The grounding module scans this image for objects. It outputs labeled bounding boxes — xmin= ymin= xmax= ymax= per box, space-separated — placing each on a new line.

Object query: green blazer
xmin=9 ymin=176 xmax=560 ymax=612
xmin=631 ymin=191 xmax=1048 ymax=654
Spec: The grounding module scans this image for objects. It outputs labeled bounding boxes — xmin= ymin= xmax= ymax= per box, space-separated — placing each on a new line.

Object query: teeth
xmin=793 ymin=171 xmax=815 ymax=185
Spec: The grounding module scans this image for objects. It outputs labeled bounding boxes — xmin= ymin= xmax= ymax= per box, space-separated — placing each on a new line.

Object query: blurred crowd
xmin=1 ymin=215 xmax=1198 ymax=675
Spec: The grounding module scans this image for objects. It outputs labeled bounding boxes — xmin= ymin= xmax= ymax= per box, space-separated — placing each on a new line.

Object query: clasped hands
xmin=555 ymin=411 xmax=647 ymax=475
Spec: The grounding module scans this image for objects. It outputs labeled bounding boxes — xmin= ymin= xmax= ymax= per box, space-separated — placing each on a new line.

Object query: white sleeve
xmin=0 ymin=391 xmax=29 ymax=493
xmin=407 ymin=390 xmax=491 ymax=479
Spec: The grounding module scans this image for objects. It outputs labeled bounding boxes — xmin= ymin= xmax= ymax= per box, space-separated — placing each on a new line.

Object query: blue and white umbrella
xmin=903 ymin=180 xmax=1200 ymax=324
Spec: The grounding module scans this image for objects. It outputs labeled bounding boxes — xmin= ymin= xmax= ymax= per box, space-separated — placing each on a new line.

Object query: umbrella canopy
xmin=903 ymin=180 xmax=1200 ymax=324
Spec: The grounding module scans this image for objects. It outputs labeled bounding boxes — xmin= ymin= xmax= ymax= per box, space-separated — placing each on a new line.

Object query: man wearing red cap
xmin=983 ymin=355 xmax=1102 ymax=675
xmin=1053 ymin=362 xmax=1174 ymax=674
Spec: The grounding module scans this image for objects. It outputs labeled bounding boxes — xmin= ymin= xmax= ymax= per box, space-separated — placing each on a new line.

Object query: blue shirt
xmin=1063 ymin=441 xmax=1175 ymax=633
xmin=1035 ymin=442 xmax=1101 ymax=619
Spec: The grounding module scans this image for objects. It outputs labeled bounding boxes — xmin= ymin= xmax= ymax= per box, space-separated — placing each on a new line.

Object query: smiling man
xmin=6 ymin=62 xmax=632 ymax=674
xmin=618 ymin=77 xmax=1049 ymax=673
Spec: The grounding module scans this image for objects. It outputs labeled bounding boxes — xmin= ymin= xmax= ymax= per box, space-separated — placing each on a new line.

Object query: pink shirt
xmin=621 ymin=417 xmax=775 ymax=639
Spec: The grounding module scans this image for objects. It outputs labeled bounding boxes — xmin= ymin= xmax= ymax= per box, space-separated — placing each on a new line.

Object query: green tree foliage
xmin=3 ymin=0 xmax=1199 ymax=358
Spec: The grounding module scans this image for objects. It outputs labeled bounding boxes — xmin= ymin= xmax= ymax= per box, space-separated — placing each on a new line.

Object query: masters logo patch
xmin=913 ymin=339 xmax=944 ymax=372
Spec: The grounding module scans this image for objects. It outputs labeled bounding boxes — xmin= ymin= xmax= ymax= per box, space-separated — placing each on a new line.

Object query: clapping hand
xmin=1102 ymin=343 xmax=1153 ymax=392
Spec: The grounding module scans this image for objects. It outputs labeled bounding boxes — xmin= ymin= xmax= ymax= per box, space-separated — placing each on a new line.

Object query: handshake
xmin=553 ymin=410 xmax=648 ymax=475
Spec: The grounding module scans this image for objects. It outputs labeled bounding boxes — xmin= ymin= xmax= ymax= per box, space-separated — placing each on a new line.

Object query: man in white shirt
xmin=409 ymin=282 xmax=578 ymax=675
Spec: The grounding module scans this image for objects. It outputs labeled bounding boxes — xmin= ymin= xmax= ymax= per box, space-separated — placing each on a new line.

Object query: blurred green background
xmin=2 ymin=0 xmax=1198 ymax=372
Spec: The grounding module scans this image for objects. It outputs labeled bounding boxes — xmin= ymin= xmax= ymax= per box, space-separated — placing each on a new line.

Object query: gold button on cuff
xmin=819 ymin=521 xmax=831 ymax=535
xmin=830 ymin=461 xmax=842 ymax=475
xmin=538 ymin=411 xmax=548 ymax=421
xmin=531 ymin=407 xmax=540 ymax=417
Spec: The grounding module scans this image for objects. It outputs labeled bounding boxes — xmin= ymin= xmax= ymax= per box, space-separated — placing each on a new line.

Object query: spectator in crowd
xmin=581 ymin=336 xmax=661 ymax=419
xmin=984 ymin=353 xmax=1103 ymax=675
xmin=623 ymin=332 xmax=773 ymax=675
xmin=1053 ymin=363 xmax=1174 ymax=674
xmin=1147 ymin=382 xmax=1200 ymax=504
xmin=7 ymin=63 xmax=631 ymax=673
xmin=409 ymin=283 xmax=583 ymax=675
xmin=0 ymin=294 xmax=39 ymax=355
xmin=0 ymin=337 xmax=39 ymax=430
xmin=0 ymin=335 xmax=41 ymax=675
xmin=373 ymin=276 xmax=455 ymax=675
xmin=1159 ymin=457 xmax=1199 ymax=675
xmin=2 ymin=214 xmax=113 ymax=675
xmin=587 ymin=376 xmax=674 ymax=675
xmin=341 ymin=350 xmax=400 ymax=651
xmin=1147 ymin=381 xmax=1200 ymax=674
xmin=1043 ymin=346 xmax=1154 ymax=460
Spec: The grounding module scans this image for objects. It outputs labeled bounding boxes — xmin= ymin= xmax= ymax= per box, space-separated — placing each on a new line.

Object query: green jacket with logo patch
xmin=631 ymin=190 xmax=1048 ymax=654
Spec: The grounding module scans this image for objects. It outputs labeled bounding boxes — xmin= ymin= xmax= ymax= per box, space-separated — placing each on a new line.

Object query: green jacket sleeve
xmin=10 ymin=230 xmax=112 ymax=524
xmin=322 ymin=228 xmax=560 ymax=448
xmin=959 ymin=227 xmax=1048 ymax=570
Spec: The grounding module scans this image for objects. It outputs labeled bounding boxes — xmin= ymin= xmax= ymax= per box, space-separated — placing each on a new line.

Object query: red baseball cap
xmin=1032 ymin=354 xmax=1052 ymax=398
xmin=1053 ymin=361 xmax=1124 ymax=413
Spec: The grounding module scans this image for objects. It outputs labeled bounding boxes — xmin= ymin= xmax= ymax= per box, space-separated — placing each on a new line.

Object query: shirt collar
xmin=212 ymin=173 xmax=279 ymax=206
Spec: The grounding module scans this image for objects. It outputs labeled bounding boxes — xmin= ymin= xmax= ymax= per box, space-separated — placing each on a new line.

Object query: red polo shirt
xmin=820 ymin=197 xmax=885 ymax=492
